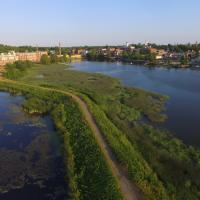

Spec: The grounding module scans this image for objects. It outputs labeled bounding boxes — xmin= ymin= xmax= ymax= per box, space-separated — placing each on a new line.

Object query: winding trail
xmin=0 ymin=78 xmax=144 ymax=200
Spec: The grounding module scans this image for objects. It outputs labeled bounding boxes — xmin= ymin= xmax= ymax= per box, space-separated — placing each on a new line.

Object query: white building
xmin=0 ymin=51 xmax=18 ymax=66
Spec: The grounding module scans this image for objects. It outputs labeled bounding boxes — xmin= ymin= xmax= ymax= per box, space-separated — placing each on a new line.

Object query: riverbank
xmin=84 ymin=57 xmax=192 ymax=69
xmin=71 ymin=61 xmax=200 ymax=147
xmin=2 ymin=62 xmax=200 ymax=199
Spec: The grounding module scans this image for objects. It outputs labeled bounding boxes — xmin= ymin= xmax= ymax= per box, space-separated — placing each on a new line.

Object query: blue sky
xmin=1 ymin=0 xmax=200 ymax=46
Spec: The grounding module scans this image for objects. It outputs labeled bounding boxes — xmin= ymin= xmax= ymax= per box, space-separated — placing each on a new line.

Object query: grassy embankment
xmin=4 ymin=62 xmax=200 ymax=200
xmin=0 ymin=80 xmax=122 ymax=200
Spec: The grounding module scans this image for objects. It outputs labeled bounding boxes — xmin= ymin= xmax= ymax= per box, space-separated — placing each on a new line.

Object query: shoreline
xmin=70 ymin=60 xmax=200 ymax=148
xmin=83 ymin=59 xmax=194 ymax=69
xmin=1 ymin=62 xmax=200 ymax=199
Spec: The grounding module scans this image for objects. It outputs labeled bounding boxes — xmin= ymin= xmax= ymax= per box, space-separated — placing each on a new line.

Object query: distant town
xmin=1 ymin=42 xmax=200 ymax=68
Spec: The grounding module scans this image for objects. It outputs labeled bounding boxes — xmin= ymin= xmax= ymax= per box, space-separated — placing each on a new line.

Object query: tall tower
xmin=59 ymin=42 xmax=62 ymax=56
xmin=36 ymin=45 xmax=40 ymax=62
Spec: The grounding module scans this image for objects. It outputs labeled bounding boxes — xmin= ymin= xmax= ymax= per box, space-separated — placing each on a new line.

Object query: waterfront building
xmin=0 ymin=51 xmax=48 ymax=66
xmin=0 ymin=51 xmax=18 ymax=66
xmin=149 ymin=48 xmax=167 ymax=59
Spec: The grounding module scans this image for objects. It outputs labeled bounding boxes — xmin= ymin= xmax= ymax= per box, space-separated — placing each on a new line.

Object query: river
xmin=0 ymin=92 xmax=68 ymax=200
xmin=72 ymin=61 xmax=200 ymax=148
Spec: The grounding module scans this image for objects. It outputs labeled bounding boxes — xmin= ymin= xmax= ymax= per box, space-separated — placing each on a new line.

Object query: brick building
xmin=0 ymin=51 xmax=47 ymax=66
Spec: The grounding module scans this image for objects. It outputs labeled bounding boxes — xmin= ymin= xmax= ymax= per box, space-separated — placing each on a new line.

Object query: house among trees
xmin=149 ymin=48 xmax=168 ymax=59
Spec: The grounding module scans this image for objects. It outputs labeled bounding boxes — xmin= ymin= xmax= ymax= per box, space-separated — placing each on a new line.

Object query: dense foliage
xmin=121 ymin=51 xmax=156 ymax=63
xmin=140 ymin=125 xmax=200 ymax=199
xmin=81 ymin=93 xmax=200 ymax=200
xmin=40 ymin=54 xmax=51 ymax=65
xmin=81 ymin=94 xmax=169 ymax=200
xmin=4 ymin=61 xmax=33 ymax=79
xmin=0 ymin=44 xmax=49 ymax=53
xmin=86 ymin=50 xmax=114 ymax=62
xmin=40 ymin=54 xmax=70 ymax=65
xmin=52 ymin=102 xmax=122 ymax=200
xmin=86 ymin=49 xmax=157 ymax=64
xmin=151 ymin=43 xmax=200 ymax=54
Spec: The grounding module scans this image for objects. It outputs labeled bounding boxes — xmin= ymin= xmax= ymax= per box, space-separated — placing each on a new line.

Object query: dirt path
xmin=0 ymin=79 xmax=144 ymax=200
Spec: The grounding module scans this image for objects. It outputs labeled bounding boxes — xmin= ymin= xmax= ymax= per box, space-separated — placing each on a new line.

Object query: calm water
xmin=72 ymin=61 xmax=200 ymax=147
xmin=0 ymin=92 xmax=68 ymax=200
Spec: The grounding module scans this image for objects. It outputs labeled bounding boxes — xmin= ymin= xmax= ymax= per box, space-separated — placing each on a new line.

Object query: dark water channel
xmin=0 ymin=92 xmax=68 ymax=200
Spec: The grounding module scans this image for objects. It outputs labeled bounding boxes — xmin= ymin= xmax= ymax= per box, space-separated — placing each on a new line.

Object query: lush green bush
xmin=4 ymin=61 xmax=33 ymax=80
xmin=102 ymin=93 xmax=200 ymax=200
xmin=118 ymin=104 xmax=141 ymax=122
xmin=50 ymin=54 xmax=60 ymax=63
xmin=141 ymin=125 xmax=200 ymax=199
xmin=40 ymin=54 xmax=51 ymax=65
xmin=121 ymin=51 xmax=156 ymax=63
xmin=52 ymin=103 xmax=122 ymax=200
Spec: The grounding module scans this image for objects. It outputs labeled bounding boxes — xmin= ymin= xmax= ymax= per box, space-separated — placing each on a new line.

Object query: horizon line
xmin=1 ymin=41 xmax=200 ymax=48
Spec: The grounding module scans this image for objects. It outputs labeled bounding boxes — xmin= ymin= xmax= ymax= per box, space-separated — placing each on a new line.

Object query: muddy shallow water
xmin=0 ymin=92 xmax=68 ymax=200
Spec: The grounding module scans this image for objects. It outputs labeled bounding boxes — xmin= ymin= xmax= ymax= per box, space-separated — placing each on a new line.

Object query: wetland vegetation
xmin=0 ymin=92 xmax=68 ymax=200
xmin=1 ymin=61 xmax=200 ymax=200
xmin=0 ymin=81 xmax=122 ymax=200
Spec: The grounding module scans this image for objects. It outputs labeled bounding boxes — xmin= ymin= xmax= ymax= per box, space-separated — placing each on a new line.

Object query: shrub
xmin=40 ymin=54 xmax=50 ymax=65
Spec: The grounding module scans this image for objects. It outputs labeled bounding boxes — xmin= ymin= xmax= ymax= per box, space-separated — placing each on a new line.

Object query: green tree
xmin=63 ymin=54 xmax=71 ymax=63
xmin=146 ymin=53 xmax=156 ymax=62
xmin=86 ymin=50 xmax=97 ymax=61
xmin=50 ymin=54 xmax=59 ymax=63
xmin=40 ymin=54 xmax=50 ymax=65
xmin=180 ymin=55 xmax=189 ymax=65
